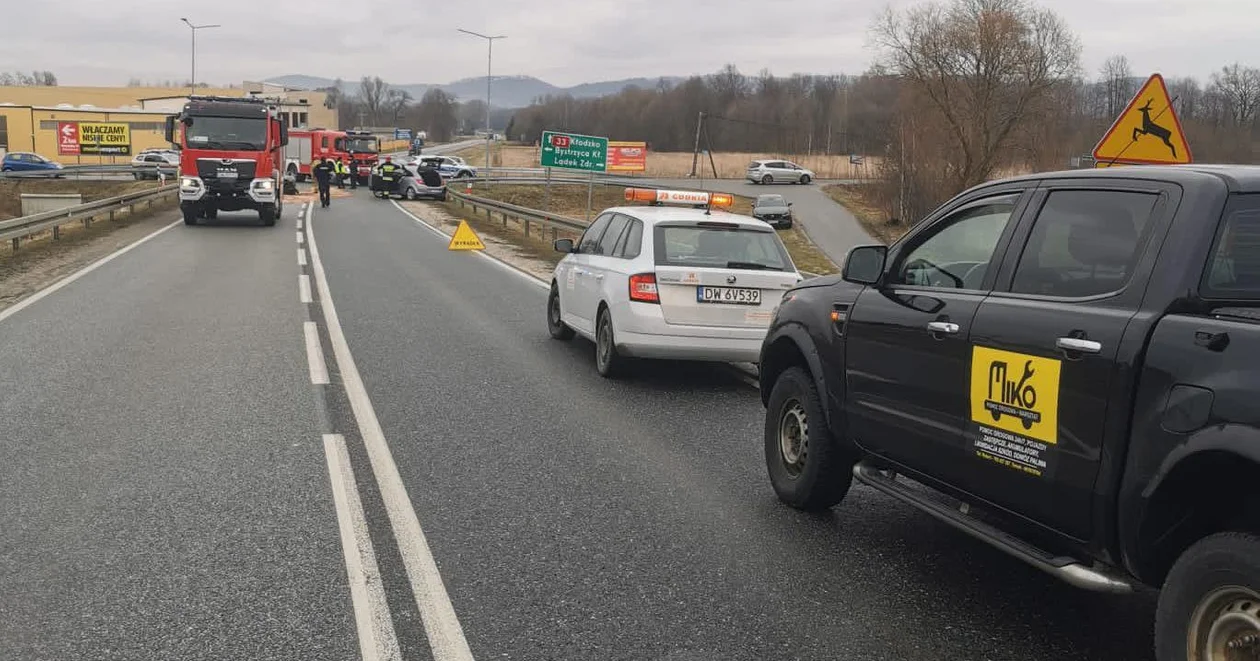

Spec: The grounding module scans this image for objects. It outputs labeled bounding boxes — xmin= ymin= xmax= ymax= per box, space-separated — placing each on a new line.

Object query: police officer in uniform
xmin=312 ymin=156 xmax=336 ymax=208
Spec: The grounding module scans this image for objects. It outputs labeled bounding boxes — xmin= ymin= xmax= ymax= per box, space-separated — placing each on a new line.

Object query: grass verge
xmin=823 ymin=184 xmax=905 ymax=244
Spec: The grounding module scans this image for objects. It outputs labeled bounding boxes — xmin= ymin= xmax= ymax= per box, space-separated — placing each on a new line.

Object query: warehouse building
xmin=0 ymin=82 xmax=336 ymax=164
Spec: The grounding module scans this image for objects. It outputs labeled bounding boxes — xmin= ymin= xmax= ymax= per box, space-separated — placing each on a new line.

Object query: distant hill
xmin=263 ymin=74 xmax=684 ymax=108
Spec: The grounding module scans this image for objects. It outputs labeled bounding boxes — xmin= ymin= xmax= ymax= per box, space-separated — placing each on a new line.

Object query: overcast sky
xmin=3 ymin=0 xmax=1257 ymax=88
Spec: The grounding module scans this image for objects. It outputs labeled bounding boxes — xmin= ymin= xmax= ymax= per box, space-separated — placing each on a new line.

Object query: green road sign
xmin=540 ymin=130 xmax=608 ymax=173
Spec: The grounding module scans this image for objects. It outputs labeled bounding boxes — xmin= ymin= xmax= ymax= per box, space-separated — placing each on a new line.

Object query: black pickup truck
xmin=759 ymin=165 xmax=1260 ymax=661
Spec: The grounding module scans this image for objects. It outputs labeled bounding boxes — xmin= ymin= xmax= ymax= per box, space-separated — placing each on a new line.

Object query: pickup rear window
xmin=1203 ymin=194 xmax=1260 ymax=299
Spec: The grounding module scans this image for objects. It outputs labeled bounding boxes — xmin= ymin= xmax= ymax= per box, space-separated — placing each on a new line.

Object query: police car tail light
xmin=628 ymin=273 xmax=659 ymax=303
xmin=624 ymin=188 xmax=735 ymax=209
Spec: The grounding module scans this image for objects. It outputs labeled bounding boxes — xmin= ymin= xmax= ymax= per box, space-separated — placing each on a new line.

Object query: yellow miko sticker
xmin=448 ymin=220 xmax=486 ymax=251
xmin=970 ymin=346 xmax=1060 ymax=445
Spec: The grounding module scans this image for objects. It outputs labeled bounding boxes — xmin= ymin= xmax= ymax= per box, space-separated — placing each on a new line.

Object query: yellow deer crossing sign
xmin=1093 ymin=73 xmax=1192 ymax=166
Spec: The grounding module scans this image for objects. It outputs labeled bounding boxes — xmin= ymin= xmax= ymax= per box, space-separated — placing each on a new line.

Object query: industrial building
xmin=0 ymin=82 xmax=336 ymax=164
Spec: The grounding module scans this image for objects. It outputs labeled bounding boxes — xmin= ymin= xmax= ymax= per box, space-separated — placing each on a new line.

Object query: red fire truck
xmin=284 ymin=128 xmax=349 ymax=182
xmin=165 ymin=96 xmax=288 ymax=226
xmin=342 ymin=130 xmax=380 ymax=185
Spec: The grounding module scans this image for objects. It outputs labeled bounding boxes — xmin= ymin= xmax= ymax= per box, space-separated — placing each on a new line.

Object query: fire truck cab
xmin=166 ymin=96 xmax=288 ymax=226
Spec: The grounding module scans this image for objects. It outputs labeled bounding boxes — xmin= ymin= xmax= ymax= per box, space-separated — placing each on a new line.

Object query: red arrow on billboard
xmin=57 ymin=122 xmax=80 ymax=156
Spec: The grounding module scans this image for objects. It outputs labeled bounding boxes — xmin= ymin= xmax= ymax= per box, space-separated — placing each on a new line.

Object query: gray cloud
xmin=2 ymin=0 xmax=1257 ymax=87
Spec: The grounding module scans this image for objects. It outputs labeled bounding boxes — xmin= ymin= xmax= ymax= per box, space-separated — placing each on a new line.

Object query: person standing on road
xmin=346 ymin=151 xmax=358 ymax=189
xmin=335 ymin=158 xmax=349 ymax=189
xmin=312 ymin=156 xmax=335 ymax=208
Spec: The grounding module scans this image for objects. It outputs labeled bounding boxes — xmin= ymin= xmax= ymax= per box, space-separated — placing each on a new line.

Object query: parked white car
xmin=547 ymin=188 xmax=803 ymax=377
xmin=747 ymin=160 xmax=815 ymax=185
xmin=130 ymin=150 xmax=179 ymax=180
xmin=407 ymin=155 xmax=477 ymax=179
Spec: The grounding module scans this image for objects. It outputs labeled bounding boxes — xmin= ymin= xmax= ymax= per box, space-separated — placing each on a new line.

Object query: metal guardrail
xmin=0 ymin=184 xmax=178 ymax=249
xmin=443 ymin=186 xmax=821 ymax=279
xmin=0 ymin=164 xmax=179 ymax=180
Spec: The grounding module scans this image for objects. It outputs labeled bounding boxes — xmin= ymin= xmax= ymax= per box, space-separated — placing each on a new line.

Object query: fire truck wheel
xmin=259 ymin=205 xmax=277 ymax=226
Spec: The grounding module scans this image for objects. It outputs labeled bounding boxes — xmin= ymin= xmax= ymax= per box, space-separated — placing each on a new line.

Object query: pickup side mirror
xmin=164 ymin=116 xmax=176 ymax=144
xmin=554 ymin=238 xmax=575 ymax=253
xmin=842 ymin=244 xmax=888 ymax=285
xmin=787 ymin=202 xmax=793 ymax=207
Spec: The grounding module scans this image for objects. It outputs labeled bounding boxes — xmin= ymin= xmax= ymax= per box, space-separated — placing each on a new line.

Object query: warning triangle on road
xmin=1093 ymin=73 xmax=1192 ymax=166
xmin=448 ymin=220 xmax=486 ymax=251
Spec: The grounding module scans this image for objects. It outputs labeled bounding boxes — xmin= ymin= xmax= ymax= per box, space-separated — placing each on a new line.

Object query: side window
xmin=597 ymin=214 xmax=630 ymax=256
xmin=578 ymin=214 xmax=613 ymax=254
xmin=1202 ymin=194 xmax=1260 ymax=298
xmin=1010 ymin=190 xmax=1158 ymax=298
xmin=615 ymin=219 xmax=644 ymax=259
xmin=321 ymin=136 xmax=329 ymax=149
xmin=892 ymin=194 xmax=1020 ymax=290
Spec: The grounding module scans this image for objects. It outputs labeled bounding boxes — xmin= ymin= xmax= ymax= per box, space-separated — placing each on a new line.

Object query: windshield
xmin=344 ymin=137 xmax=378 ymax=153
xmin=757 ymin=195 xmax=787 ymax=207
xmin=184 ymin=116 xmax=267 ymax=151
xmin=655 ymin=224 xmax=791 ymax=271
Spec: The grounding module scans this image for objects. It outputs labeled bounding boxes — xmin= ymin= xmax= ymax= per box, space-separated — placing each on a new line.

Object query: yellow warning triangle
xmin=447 ymin=220 xmax=486 ymax=251
xmin=1093 ymin=73 xmax=1192 ymax=165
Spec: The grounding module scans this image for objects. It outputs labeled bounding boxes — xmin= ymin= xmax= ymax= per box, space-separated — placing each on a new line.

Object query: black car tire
xmin=182 ymin=207 xmax=198 ymax=226
xmin=260 ymin=205 xmax=276 ymax=226
xmin=594 ymin=307 xmax=626 ymax=378
xmin=800 ymin=174 xmax=812 ymax=184
xmin=405 ymin=187 xmax=417 ymax=201
xmin=761 ymin=174 xmax=773 ymax=185
xmin=1155 ymin=532 xmax=1260 ymax=661
xmin=765 ymin=366 xmax=853 ymax=511
xmin=547 ymin=284 xmax=575 ymax=341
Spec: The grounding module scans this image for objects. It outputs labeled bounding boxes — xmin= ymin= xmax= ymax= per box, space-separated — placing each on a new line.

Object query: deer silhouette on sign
xmin=1132 ymin=99 xmax=1178 ymax=158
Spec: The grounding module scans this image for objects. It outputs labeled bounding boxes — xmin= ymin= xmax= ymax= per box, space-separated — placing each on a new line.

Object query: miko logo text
xmin=985 ymin=360 xmax=1039 ymax=430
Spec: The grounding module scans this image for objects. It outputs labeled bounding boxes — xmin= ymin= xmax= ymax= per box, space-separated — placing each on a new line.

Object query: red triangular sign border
xmin=1092 ymin=73 xmax=1193 ymax=166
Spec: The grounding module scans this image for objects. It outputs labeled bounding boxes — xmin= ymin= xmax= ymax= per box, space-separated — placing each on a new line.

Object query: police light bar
xmin=624 ymin=187 xmax=734 ymax=208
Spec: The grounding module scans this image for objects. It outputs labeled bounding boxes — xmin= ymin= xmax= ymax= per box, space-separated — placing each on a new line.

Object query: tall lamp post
xmin=457 ymin=29 xmax=506 ymax=177
xmin=180 ymin=18 xmax=220 ymax=96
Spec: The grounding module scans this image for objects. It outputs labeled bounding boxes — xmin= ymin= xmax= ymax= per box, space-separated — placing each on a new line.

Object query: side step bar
xmin=852 ymin=462 xmax=1134 ymax=594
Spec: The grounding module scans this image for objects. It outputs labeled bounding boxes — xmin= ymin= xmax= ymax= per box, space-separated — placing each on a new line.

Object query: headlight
xmin=180 ymin=177 xmax=201 ymax=190
xmin=255 ymin=179 xmax=274 ymax=190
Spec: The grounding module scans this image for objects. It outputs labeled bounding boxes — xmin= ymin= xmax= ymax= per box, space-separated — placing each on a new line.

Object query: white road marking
xmin=304 ymin=321 xmax=329 ymax=385
xmin=388 ymin=199 xmax=549 ymax=291
xmin=297 ymin=216 xmax=304 ymax=231
xmin=306 ymin=203 xmax=476 ymax=661
xmin=299 ymin=274 xmax=313 ymax=304
xmin=323 ymin=433 xmax=404 ymax=661
xmin=298 ymin=248 xmax=308 ymax=267
xmin=0 ymin=219 xmax=181 ymax=325
xmin=297 ymin=231 xmax=305 ymax=245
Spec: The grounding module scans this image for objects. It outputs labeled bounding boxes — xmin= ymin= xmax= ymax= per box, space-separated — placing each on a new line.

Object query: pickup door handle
xmin=1056 ymin=337 xmax=1102 ymax=354
xmin=926 ymin=321 xmax=960 ymax=334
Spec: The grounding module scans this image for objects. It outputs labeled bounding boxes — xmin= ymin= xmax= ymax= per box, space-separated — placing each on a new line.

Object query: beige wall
xmin=0 ymin=106 xmax=174 ymax=164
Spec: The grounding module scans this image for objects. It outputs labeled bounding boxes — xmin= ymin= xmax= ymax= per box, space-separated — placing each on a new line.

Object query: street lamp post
xmin=457 ymin=29 xmax=506 ymax=178
xmin=180 ymin=18 xmax=220 ymax=96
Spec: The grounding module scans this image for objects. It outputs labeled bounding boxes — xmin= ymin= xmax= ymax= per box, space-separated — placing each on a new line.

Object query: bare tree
xmin=387 ymin=89 xmax=413 ymax=124
xmin=357 ymin=76 xmax=390 ymax=125
xmin=415 ymin=88 xmax=459 ymax=141
xmin=1210 ymin=63 xmax=1260 ymax=127
xmin=1100 ymin=55 xmax=1135 ymax=118
xmin=873 ymin=0 xmax=1082 ymax=190
xmin=0 ymin=70 xmax=58 ymax=86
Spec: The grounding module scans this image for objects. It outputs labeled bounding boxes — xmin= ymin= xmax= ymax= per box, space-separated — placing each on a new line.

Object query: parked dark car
xmin=758 ymin=164 xmax=1260 ymax=661
xmin=752 ymin=193 xmax=793 ymax=228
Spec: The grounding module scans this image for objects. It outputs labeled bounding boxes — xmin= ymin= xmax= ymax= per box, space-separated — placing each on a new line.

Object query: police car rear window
xmin=654 ymin=225 xmax=790 ymax=271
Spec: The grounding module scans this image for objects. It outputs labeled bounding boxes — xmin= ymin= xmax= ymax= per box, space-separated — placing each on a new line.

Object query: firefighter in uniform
xmin=312 ymin=156 xmax=336 ymax=208
xmin=375 ymin=156 xmax=402 ymax=196
xmin=346 ymin=151 xmax=358 ymax=189
xmin=336 ymin=158 xmax=349 ymax=189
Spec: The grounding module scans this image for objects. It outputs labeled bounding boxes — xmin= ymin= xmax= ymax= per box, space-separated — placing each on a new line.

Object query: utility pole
xmin=458 ymin=29 xmax=506 ymax=179
xmin=689 ymin=111 xmax=705 ymax=178
xmin=180 ymin=18 xmax=220 ymax=96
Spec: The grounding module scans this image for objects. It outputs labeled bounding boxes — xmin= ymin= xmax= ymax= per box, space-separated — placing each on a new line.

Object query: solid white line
xmin=388 ymin=199 xmax=548 ymax=291
xmin=323 ymin=433 xmax=404 ymax=661
xmin=297 ymin=231 xmax=305 ymax=245
xmin=298 ymin=248 xmax=308 ymax=267
xmin=299 ymin=274 xmax=313 ymax=304
xmin=0 ymin=219 xmax=181 ymax=325
xmin=304 ymin=321 xmax=330 ymax=385
xmin=306 ymin=204 xmax=476 ymax=661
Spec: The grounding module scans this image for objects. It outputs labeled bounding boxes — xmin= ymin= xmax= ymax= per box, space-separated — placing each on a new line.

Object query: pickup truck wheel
xmin=765 ymin=366 xmax=852 ymax=511
xmin=1156 ymin=532 xmax=1260 ymax=661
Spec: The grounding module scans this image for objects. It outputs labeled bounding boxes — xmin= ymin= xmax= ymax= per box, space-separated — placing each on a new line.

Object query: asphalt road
xmin=0 ymin=175 xmax=1159 ymax=659
xmin=643 ymin=177 xmax=874 ymax=263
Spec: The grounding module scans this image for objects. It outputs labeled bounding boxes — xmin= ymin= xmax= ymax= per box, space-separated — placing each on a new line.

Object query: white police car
xmin=411 ymin=155 xmax=477 ymax=179
xmin=547 ymin=188 xmax=803 ymax=377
